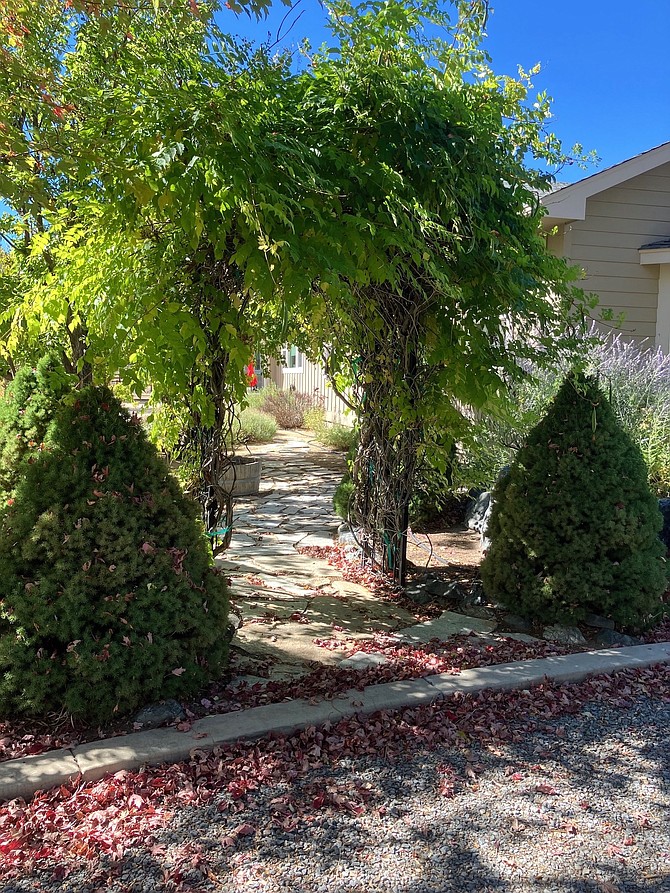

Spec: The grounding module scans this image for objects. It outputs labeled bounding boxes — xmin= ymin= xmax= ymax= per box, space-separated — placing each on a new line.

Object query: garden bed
xmin=1 ymin=533 xmax=667 ymax=768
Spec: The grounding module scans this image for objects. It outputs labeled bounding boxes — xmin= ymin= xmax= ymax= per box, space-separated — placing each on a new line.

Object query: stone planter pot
xmin=220 ymin=457 xmax=262 ymax=497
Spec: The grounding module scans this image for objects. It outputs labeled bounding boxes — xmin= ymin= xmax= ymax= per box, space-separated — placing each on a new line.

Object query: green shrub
xmin=333 ymin=477 xmax=355 ymax=521
xmin=319 ymin=423 xmax=356 ymax=452
xmin=0 ymin=355 xmax=74 ymax=501
xmin=461 ymin=329 xmax=670 ymax=494
xmin=408 ymin=438 xmax=459 ymax=526
xmin=480 ymin=374 xmax=667 ymax=630
xmin=458 ymin=372 xmax=561 ymax=490
xmin=304 ymin=406 xmax=357 ymax=452
xmin=260 ymin=387 xmax=323 ymax=429
xmin=0 ymin=385 xmax=229 ymax=723
xmin=244 ymin=389 xmax=267 ymax=411
xmin=303 ymin=406 xmax=326 ymax=432
xmin=410 ymin=470 xmax=455 ymax=527
xmin=236 ymin=407 xmax=277 ymax=443
xmin=595 ymin=336 xmax=670 ymax=497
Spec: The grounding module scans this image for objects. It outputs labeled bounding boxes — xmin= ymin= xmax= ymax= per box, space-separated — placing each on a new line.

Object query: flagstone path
xmin=216 ymin=431 xmax=419 ymax=677
xmin=216 ymin=430 xmax=540 ymax=683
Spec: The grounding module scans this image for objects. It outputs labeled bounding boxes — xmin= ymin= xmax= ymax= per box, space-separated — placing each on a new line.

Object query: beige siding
xmin=266 ymin=355 xmax=352 ymax=425
xmin=553 ymin=161 xmax=670 ymax=343
xmin=545 ymin=229 xmax=564 ymax=256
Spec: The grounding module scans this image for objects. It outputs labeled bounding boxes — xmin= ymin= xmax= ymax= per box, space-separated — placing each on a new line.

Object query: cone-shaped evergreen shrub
xmin=480 ymin=374 xmax=667 ymax=629
xmin=0 ymin=385 xmax=229 ymax=723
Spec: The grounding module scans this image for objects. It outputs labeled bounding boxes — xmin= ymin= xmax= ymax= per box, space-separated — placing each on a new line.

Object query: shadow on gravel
xmin=6 ymin=700 xmax=669 ymax=893
xmin=202 ymin=698 xmax=669 ymax=893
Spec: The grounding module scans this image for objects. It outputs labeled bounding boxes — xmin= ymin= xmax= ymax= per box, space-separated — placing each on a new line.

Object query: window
xmin=282 ymin=345 xmax=303 ymax=373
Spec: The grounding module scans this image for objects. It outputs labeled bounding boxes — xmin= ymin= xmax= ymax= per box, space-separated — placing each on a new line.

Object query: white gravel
xmin=6 ymin=696 xmax=670 ymax=893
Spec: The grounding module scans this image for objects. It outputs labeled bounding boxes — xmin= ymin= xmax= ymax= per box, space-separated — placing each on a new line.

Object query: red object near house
xmin=246 ymin=362 xmax=258 ymax=389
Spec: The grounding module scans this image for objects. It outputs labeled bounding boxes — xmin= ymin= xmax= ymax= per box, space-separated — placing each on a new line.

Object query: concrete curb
xmin=2 ymin=642 xmax=669 ymax=803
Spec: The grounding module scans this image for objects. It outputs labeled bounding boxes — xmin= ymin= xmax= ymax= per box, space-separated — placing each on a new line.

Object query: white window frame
xmin=281 ymin=345 xmax=303 ymax=373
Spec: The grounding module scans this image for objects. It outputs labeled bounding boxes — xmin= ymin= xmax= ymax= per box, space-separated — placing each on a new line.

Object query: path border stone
xmin=2 ymin=641 xmax=669 ymax=803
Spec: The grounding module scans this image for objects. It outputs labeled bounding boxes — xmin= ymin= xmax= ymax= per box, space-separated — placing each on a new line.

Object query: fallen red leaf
xmin=534 ymin=783 xmax=558 ymax=795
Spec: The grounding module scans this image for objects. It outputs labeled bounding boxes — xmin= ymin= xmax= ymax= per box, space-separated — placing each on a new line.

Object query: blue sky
xmin=224 ymin=0 xmax=670 ymax=184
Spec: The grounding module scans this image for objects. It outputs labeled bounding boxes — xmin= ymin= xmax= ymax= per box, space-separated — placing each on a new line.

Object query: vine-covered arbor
xmin=0 ymin=0 xmax=589 ymax=577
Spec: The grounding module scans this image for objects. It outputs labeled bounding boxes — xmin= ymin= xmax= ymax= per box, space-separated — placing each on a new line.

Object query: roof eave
xmin=640 ymin=247 xmax=670 ymax=265
xmin=541 ymin=141 xmax=670 ymax=223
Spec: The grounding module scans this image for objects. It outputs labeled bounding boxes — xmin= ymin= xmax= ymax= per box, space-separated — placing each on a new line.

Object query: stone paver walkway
xmin=216 ymin=432 xmax=417 ymax=675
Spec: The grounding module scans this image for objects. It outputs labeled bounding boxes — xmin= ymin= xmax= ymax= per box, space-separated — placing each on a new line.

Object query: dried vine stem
xmin=342 ymin=279 xmax=430 ymax=585
xmin=179 ymin=254 xmax=250 ymax=557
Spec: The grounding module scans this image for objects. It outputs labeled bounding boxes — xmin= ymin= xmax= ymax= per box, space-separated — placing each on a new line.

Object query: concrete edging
xmin=2 ymin=641 xmax=669 ymax=803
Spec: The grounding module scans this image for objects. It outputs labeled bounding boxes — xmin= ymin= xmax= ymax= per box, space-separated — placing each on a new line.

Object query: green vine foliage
xmin=2 ymin=1 xmax=590 ymax=414
xmin=0 ymin=385 xmax=229 ymax=723
xmin=303 ymin=1 xmax=592 ymax=396
xmin=480 ymin=375 xmax=667 ymax=630
xmin=281 ymin=1 xmax=593 ymax=574
xmin=0 ymin=0 xmax=595 ymax=569
xmin=1 ymin=0 xmax=295 ymax=540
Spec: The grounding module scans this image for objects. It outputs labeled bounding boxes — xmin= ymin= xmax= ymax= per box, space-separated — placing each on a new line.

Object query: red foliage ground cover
xmin=197 ymin=634 xmax=579 ymax=716
xmin=0 ymin=725 xmax=80 ymax=763
xmin=644 ymin=616 xmax=670 ymax=643
xmin=0 ymin=634 xmax=576 ymax=763
xmin=297 ymin=543 xmax=407 ymax=603
xmin=2 ymin=663 xmax=669 ymax=885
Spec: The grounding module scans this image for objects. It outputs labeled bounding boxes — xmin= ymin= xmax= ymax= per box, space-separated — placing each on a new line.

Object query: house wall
xmin=552 ymin=162 xmax=670 ymax=343
xmin=545 ymin=229 xmax=564 ymax=258
xmin=267 ymin=355 xmax=352 ymax=425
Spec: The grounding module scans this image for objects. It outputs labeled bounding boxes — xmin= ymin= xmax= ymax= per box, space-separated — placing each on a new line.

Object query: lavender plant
xmin=592 ymin=335 xmax=670 ymax=495
xmin=462 ymin=328 xmax=670 ymax=497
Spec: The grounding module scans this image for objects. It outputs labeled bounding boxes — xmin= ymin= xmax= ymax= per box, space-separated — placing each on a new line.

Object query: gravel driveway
xmin=8 ymin=696 xmax=669 ymax=893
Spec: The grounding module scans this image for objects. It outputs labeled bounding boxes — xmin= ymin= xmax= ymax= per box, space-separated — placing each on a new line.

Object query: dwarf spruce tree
xmin=480 ymin=374 xmax=667 ymax=629
xmin=0 ymin=385 xmax=229 ymax=723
